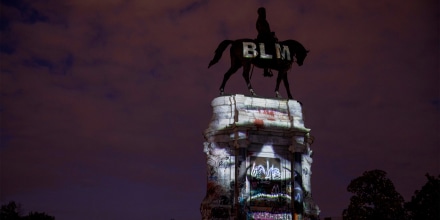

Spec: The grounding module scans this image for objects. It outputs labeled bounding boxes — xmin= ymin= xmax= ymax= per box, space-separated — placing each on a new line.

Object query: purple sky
xmin=1 ymin=0 xmax=439 ymax=219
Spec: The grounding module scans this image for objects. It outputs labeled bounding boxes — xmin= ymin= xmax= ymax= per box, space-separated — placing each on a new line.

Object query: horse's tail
xmin=208 ymin=40 xmax=233 ymax=68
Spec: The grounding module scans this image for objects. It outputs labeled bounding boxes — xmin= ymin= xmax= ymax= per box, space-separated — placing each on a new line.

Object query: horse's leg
xmin=282 ymin=72 xmax=294 ymax=99
xmin=219 ymin=64 xmax=240 ymax=95
xmin=242 ymin=63 xmax=256 ymax=96
xmin=275 ymin=71 xmax=283 ymax=98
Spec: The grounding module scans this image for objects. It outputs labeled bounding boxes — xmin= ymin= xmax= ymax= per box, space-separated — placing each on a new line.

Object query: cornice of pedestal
xmin=204 ymin=94 xmax=311 ymax=140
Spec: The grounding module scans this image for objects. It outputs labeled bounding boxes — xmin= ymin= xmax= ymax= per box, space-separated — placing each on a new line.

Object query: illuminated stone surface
xmin=201 ymin=95 xmax=320 ymax=220
xmin=206 ymin=94 xmax=308 ymax=134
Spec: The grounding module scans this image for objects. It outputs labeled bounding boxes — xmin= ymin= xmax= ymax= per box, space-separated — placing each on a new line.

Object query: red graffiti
xmin=258 ymin=109 xmax=275 ymax=121
xmin=254 ymin=119 xmax=264 ymax=128
xmin=260 ymin=109 xmax=275 ymax=117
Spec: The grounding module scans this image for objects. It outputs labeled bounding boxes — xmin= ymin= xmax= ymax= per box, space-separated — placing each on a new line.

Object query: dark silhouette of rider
xmin=256 ymin=7 xmax=271 ymax=41
xmin=256 ymin=7 xmax=276 ymax=77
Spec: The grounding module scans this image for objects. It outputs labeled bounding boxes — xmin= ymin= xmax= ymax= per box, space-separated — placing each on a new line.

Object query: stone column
xmin=201 ymin=95 xmax=320 ymax=220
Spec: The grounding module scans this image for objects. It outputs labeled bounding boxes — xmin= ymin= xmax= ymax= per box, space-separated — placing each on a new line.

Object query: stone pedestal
xmin=201 ymin=95 xmax=320 ymax=220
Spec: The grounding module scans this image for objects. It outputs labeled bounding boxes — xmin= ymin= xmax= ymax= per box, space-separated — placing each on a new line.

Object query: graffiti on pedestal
xmin=251 ymin=157 xmax=281 ymax=180
xmin=301 ymin=147 xmax=320 ymax=218
xmin=249 ymin=157 xmax=290 ymax=215
xmin=201 ymin=143 xmax=234 ymax=219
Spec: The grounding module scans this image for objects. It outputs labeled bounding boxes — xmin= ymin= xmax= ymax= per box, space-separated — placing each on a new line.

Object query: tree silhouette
xmin=0 ymin=201 xmax=21 ymax=220
xmin=342 ymin=169 xmax=407 ymax=220
xmin=405 ymin=174 xmax=440 ymax=220
xmin=22 ymin=212 xmax=54 ymax=220
xmin=0 ymin=201 xmax=55 ymax=220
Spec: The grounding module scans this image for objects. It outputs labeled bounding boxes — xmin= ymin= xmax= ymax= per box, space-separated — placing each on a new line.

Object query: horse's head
xmin=295 ymin=49 xmax=309 ymax=66
xmin=283 ymin=40 xmax=309 ymax=66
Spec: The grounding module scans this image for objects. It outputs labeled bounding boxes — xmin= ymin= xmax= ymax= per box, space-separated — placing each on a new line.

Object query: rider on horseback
xmin=256 ymin=7 xmax=278 ymax=77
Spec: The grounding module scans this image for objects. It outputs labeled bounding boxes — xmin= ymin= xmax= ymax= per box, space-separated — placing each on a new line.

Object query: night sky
xmin=1 ymin=0 xmax=439 ymax=219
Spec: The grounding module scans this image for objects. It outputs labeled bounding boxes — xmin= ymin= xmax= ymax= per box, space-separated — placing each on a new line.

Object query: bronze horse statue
xmin=208 ymin=39 xmax=308 ymax=99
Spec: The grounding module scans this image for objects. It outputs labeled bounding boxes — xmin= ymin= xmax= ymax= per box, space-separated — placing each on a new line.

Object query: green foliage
xmin=0 ymin=201 xmax=55 ymax=220
xmin=405 ymin=174 xmax=440 ymax=220
xmin=342 ymin=169 xmax=407 ymax=220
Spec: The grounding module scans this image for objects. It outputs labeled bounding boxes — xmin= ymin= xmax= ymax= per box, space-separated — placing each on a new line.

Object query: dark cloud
xmin=1 ymin=0 xmax=49 ymax=24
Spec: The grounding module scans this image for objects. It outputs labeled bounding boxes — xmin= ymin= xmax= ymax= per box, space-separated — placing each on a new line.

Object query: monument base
xmin=201 ymin=95 xmax=320 ymax=220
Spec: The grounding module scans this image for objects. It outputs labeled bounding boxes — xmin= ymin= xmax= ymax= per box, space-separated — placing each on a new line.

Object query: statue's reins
xmin=250 ymin=64 xmax=255 ymax=80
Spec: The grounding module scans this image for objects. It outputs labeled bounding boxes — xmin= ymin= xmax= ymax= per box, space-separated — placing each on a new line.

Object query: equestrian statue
xmin=208 ymin=7 xmax=309 ymax=100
